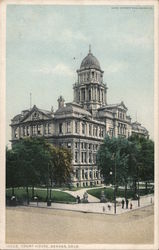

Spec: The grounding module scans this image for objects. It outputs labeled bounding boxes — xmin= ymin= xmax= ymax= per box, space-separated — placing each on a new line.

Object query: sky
xmin=6 ymin=4 xmax=154 ymax=145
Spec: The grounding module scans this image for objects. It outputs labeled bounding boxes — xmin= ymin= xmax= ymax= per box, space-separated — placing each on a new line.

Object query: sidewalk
xmin=28 ymin=194 xmax=154 ymax=215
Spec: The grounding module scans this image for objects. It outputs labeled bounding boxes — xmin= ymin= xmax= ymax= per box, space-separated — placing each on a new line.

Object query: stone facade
xmin=10 ymin=46 xmax=149 ymax=187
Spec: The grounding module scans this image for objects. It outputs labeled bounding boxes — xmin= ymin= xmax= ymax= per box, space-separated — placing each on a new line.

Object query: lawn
xmin=6 ymin=187 xmax=76 ymax=203
xmin=87 ymin=187 xmax=154 ymax=201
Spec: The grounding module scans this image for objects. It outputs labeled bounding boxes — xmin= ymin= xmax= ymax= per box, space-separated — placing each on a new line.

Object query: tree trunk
xmin=125 ymin=182 xmax=127 ymax=201
xmin=145 ymin=181 xmax=148 ymax=194
xmin=133 ymin=179 xmax=137 ymax=198
xmin=47 ymin=186 xmax=49 ymax=201
xmin=49 ymin=189 xmax=52 ymax=200
xmin=26 ymin=186 xmax=29 ymax=205
xmin=32 ymin=186 xmax=34 ymax=198
xmin=12 ymin=187 xmax=15 ymax=196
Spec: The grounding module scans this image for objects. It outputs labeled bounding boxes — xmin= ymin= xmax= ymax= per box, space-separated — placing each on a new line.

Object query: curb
xmin=15 ymin=203 xmax=154 ymax=216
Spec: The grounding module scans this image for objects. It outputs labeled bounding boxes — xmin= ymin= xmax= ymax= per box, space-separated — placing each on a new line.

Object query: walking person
xmin=126 ymin=199 xmax=129 ymax=209
xmin=122 ymin=199 xmax=125 ymax=209
xmin=108 ymin=202 xmax=111 ymax=211
xmin=130 ymin=202 xmax=133 ymax=209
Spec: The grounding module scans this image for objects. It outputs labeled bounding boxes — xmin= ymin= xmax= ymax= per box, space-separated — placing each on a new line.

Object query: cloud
xmin=105 ymin=61 xmax=128 ymax=74
xmin=34 ymin=63 xmax=74 ymax=77
xmin=62 ymin=29 xmax=88 ymax=42
xmin=121 ymin=34 xmax=153 ymax=49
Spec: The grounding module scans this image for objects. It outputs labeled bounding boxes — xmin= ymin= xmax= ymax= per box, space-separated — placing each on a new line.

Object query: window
xmin=44 ymin=124 xmax=46 ymax=135
xmin=84 ymin=143 xmax=87 ymax=149
xmin=48 ymin=124 xmax=51 ymax=134
xmin=76 ymin=169 xmax=78 ymax=179
xmin=96 ymin=127 xmax=98 ymax=136
xmin=89 ymin=90 xmax=91 ymax=101
xmin=14 ymin=128 xmax=18 ymax=138
xmin=59 ymin=123 xmax=63 ymax=133
xmin=37 ymin=125 xmax=41 ymax=135
xmin=92 ymin=71 xmax=94 ymax=78
xmin=101 ymin=129 xmax=104 ymax=137
xmin=75 ymin=142 xmax=78 ymax=149
xmin=85 ymin=172 xmax=88 ymax=179
xmin=89 ymin=153 xmax=92 ymax=163
xmin=81 ymin=142 xmax=84 ymax=149
xmin=82 ymin=123 xmax=85 ymax=134
xmin=82 ymin=89 xmax=85 ymax=101
xmin=75 ymin=152 xmax=78 ymax=163
xmin=67 ymin=142 xmax=71 ymax=148
xmin=32 ymin=125 xmax=36 ymax=135
xmin=89 ymin=124 xmax=92 ymax=135
xmin=89 ymin=144 xmax=92 ymax=150
xmin=75 ymin=121 xmax=78 ymax=133
xmin=66 ymin=122 xmax=71 ymax=133
xmin=93 ymin=153 xmax=96 ymax=163
xmin=23 ymin=126 xmax=26 ymax=136
xmin=84 ymin=152 xmax=87 ymax=163
xmin=82 ymin=152 xmax=84 ymax=163
xmin=26 ymin=126 xmax=29 ymax=136
xmin=89 ymin=171 xmax=92 ymax=178
xmin=82 ymin=169 xmax=84 ymax=179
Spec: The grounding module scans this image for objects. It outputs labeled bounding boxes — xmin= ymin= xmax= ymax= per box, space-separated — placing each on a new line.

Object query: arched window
xmin=89 ymin=89 xmax=91 ymax=101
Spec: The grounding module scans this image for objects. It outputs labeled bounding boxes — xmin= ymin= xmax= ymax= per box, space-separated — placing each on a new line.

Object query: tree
xmin=6 ymin=138 xmax=73 ymax=202
xmin=6 ymin=148 xmax=20 ymax=196
xmin=48 ymin=144 xmax=73 ymax=187
xmin=97 ymin=135 xmax=138 ymax=198
xmin=129 ymin=135 xmax=154 ymax=193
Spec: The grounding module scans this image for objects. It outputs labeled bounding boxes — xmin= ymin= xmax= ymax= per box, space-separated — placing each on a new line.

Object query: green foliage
xmin=129 ymin=135 xmax=154 ymax=182
xmin=6 ymin=188 xmax=76 ymax=203
xmin=87 ymin=187 xmax=154 ymax=201
xmin=97 ymin=135 xmax=138 ymax=186
xmin=97 ymin=135 xmax=154 ymax=197
xmin=48 ymin=144 xmax=73 ymax=186
xmin=6 ymin=138 xmax=73 ymax=191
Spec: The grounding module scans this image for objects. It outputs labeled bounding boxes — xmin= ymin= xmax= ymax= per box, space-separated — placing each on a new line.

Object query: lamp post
xmin=111 ymin=153 xmax=117 ymax=214
xmin=137 ymin=168 xmax=140 ymax=207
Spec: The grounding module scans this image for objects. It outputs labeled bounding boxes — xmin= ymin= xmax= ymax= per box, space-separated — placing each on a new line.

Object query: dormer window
xmin=59 ymin=123 xmax=63 ymax=133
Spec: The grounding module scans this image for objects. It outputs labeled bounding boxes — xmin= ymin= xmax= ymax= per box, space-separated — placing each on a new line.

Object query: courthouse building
xmin=10 ymin=47 xmax=149 ymax=187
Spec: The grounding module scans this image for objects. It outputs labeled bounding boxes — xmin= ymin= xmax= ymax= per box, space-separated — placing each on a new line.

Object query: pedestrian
xmin=126 ymin=199 xmax=129 ymax=209
xmin=122 ymin=199 xmax=125 ymax=209
xmin=108 ymin=203 xmax=111 ymax=211
xmin=150 ymin=197 xmax=152 ymax=204
xmin=130 ymin=203 xmax=133 ymax=209
xmin=103 ymin=206 xmax=105 ymax=212
xmin=77 ymin=195 xmax=80 ymax=203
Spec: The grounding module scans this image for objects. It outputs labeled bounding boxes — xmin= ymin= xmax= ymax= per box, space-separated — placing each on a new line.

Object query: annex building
xmin=10 ymin=46 xmax=149 ymax=187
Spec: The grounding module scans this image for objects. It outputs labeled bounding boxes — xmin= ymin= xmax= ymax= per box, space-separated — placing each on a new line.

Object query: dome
xmin=80 ymin=46 xmax=101 ymax=70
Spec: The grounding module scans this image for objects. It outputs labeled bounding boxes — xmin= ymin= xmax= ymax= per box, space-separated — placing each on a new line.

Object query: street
xmin=6 ymin=205 xmax=154 ymax=244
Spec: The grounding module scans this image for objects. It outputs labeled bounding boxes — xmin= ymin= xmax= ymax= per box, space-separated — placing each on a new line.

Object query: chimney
xmin=57 ymin=96 xmax=65 ymax=109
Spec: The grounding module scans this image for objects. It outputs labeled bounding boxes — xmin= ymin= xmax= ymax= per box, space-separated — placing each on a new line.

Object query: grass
xmin=6 ymin=187 xmax=76 ymax=203
xmin=87 ymin=187 xmax=154 ymax=201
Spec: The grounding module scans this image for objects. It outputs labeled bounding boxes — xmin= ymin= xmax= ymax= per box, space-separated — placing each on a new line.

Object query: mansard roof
xmin=11 ymin=105 xmax=54 ymax=124
xmin=132 ymin=121 xmax=148 ymax=134
xmin=104 ymin=101 xmax=128 ymax=110
xmin=54 ymin=102 xmax=92 ymax=117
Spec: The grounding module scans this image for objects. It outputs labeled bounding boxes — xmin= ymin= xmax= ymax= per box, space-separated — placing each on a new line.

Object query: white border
xmin=0 ymin=0 xmax=158 ymax=249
